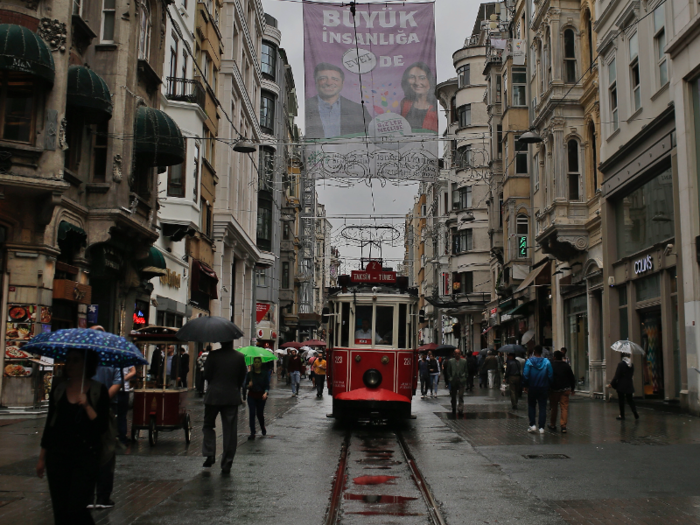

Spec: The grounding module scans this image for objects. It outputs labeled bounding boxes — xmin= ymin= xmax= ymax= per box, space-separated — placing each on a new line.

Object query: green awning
xmin=67 ymin=66 xmax=112 ymax=121
xmin=134 ymin=106 xmax=185 ymax=167
xmin=0 ymin=24 xmax=55 ymax=85
xmin=137 ymin=247 xmax=167 ymax=277
xmin=58 ymin=221 xmax=87 ymax=246
xmin=507 ymin=301 xmax=535 ymax=317
xmin=498 ymin=298 xmax=515 ymax=311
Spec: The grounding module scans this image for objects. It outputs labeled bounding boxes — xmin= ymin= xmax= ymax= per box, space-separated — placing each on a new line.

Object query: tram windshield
xmin=354 ymin=305 xmax=394 ymax=345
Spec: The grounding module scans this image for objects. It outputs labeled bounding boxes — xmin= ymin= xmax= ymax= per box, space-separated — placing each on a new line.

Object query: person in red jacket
xmin=400 ymin=62 xmax=438 ymax=133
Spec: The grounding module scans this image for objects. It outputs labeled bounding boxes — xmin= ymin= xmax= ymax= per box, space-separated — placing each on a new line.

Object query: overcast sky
xmin=261 ymin=0 xmax=481 ymax=273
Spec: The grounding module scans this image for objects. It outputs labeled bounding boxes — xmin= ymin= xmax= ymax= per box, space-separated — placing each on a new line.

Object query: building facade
xmin=0 ymin=0 xmax=185 ymax=405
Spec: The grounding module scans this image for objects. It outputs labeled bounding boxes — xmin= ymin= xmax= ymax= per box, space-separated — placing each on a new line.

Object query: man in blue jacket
xmin=523 ymin=345 xmax=553 ymax=434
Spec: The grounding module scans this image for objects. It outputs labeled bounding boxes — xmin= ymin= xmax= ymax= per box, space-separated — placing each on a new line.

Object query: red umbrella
xmin=304 ymin=339 xmax=327 ymax=347
xmin=417 ymin=343 xmax=439 ymax=351
xmin=280 ymin=341 xmax=304 ymax=349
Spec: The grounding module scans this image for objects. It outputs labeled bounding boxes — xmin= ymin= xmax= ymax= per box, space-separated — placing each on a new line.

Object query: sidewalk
xmin=0 ymin=375 xmax=308 ymax=525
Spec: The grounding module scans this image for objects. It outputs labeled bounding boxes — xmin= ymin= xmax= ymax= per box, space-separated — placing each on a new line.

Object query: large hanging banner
xmin=303 ymin=1 xmax=438 ymax=182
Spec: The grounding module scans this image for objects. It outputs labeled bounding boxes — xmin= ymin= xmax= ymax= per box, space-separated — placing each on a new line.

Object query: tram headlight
xmin=363 ymin=368 xmax=382 ymax=388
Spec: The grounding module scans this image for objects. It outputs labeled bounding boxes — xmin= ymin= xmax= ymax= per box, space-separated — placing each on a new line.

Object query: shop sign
xmin=159 ymin=269 xmax=181 ymax=289
xmin=87 ymin=304 xmax=99 ymax=324
xmin=634 ymin=255 xmax=653 ymax=275
xmin=256 ymin=303 xmax=271 ymax=324
xmin=490 ymin=307 xmax=498 ymax=315
xmin=501 ymin=313 xmax=513 ymax=322
xmin=132 ymin=309 xmax=147 ymax=326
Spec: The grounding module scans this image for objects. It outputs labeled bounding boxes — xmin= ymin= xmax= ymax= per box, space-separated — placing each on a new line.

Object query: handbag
xmin=500 ymin=382 xmax=509 ymax=396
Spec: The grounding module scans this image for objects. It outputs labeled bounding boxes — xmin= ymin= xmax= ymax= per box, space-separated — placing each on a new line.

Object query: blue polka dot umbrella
xmin=24 ymin=328 xmax=148 ymax=367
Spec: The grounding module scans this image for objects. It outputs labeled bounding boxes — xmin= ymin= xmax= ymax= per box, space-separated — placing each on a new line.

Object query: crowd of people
xmin=416 ymin=344 xmax=638 ymax=434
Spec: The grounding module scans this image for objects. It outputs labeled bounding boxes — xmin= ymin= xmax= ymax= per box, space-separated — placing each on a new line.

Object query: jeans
xmin=420 ymin=375 xmax=430 ymax=395
xmin=117 ymin=390 xmax=129 ymax=443
xmin=527 ymin=387 xmax=549 ymax=429
xmin=290 ymin=371 xmax=301 ymax=394
xmin=316 ymin=374 xmax=326 ymax=396
xmin=247 ymin=396 xmax=266 ymax=435
xmin=550 ymin=390 xmax=571 ymax=427
xmin=430 ymin=373 xmax=439 ymax=394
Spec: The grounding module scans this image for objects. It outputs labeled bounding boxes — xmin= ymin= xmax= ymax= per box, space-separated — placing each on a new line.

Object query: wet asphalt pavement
xmin=1 ymin=377 xmax=700 ymax=524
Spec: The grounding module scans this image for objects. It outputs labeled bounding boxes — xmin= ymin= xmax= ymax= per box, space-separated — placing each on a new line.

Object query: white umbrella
xmin=274 ymin=348 xmax=287 ymax=355
xmin=521 ymin=330 xmax=535 ymax=345
xmin=611 ymin=339 xmax=645 ymax=355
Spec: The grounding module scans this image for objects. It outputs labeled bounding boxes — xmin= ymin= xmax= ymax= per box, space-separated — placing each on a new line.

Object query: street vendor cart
xmin=130 ymin=326 xmax=192 ymax=446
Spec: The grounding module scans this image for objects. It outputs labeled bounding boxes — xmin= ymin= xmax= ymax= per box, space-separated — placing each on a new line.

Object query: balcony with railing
xmin=165 ymin=77 xmax=206 ymax=112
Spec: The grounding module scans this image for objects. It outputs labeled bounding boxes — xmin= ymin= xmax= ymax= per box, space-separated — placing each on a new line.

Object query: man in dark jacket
xmin=418 ymin=353 xmax=430 ymax=398
xmin=523 ymin=345 xmax=553 ymax=433
xmin=466 ymin=353 xmax=478 ymax=391
xmin=481 ymin=351 xmax=500 ymax=388
xmin=202 ymin=342 xmax=247 ymax=474
xmin=445 ymin=349 xmax=468 ymax=416
xmin=287 ymin=349 xmax=303 ymax=396
xmin=178 ymin=348 xmax=190 ymax=388
xmin=549 ymin=350 xmax=576 ymax=432
xmin=504 ymin=354 xmax=522 ymax=410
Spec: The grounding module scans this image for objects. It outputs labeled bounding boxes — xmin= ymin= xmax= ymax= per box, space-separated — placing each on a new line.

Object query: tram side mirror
xmin=322 ymin=307 xmax=330 ymax=323
xmin=419 ymin=309 xmax=425 ymax=323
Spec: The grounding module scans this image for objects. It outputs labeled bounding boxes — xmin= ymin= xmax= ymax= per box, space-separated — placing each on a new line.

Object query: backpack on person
xmin=49 ymin=380 xmax=116 ymax=466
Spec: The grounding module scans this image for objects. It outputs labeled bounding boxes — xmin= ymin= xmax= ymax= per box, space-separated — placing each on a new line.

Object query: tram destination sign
xmin=351 ymin=260 xmax=397 ymax=283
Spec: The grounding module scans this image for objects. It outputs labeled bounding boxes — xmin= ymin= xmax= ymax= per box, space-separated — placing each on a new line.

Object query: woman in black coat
xmin=607 ymin=353 xmax=639 ymax=420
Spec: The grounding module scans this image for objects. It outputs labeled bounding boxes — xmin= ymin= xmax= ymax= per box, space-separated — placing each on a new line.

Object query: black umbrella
xmin=436 ymin=344 xmax=457 ymax=352
xmin=176 ymin=316 xmax=244 ymax=343
xmin=499 ymin=344 xmax=527 ymax=354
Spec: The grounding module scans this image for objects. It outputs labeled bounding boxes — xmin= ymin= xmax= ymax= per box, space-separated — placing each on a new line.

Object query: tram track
xmin=325 ymin=427 xmax=447 ymax=525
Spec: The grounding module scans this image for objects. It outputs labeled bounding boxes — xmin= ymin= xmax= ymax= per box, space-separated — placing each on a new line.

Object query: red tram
xmin=326 ymin=261 xmax=419 ymax=421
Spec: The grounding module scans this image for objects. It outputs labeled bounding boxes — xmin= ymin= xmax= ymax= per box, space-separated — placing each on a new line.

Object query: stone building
xmin=596 ymin=0 xmax=684 ymax=403
xmin=212 ymin=0 xmax=273 ymax=345
xmin=666 ymin=0 xmax=700 ymax=414
xmin=0 ymin=0 xmax=185 ymax=405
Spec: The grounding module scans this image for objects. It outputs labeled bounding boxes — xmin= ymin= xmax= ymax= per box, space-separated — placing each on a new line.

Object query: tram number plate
xmin=403 ymin=358 xmax=412 ymax=365
xmin=334 ymin=356 xmax=343 ymax=364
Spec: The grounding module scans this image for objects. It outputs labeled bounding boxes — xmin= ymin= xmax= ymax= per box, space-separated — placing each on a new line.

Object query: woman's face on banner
xmin=407 ymin=66 xmax=430 ymax=97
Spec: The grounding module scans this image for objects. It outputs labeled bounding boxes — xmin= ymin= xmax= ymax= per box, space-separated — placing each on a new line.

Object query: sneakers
xmin=95 ymin=499 xmax=115 ymax=509
xmin=539 ymin=428 xmax=545 ymax=434
xmin=527 ymin=425 xmax=537 ymax=433
xmin=421 ymin=395 xmax=425 ymax=399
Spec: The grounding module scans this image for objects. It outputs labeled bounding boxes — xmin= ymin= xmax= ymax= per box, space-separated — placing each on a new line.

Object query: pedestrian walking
xmin=202 ymin=341 xmax=247 ymax=474
xmin=418 ymin=353 xmax=430 ymax=398
xmin=549 ymin=351 xmax=576 ymax=432
xmin=466 ymin=352 xmax=478 ymax=391
xmin=287 ymin=349 xmax=302 ymax=396
xmin=36 ymin=349 xmax=109 ymax=525
xmin=246 ymin=356 xmax=270 ymax=439
xmin=90 ymin=364 xmax=121 ymax=509
xmin=477 ymin=352 xmax=488 ymax=388
xmin=608 ymin=353 xmax=639 ymax=421
xmin=504 ymin=353 xmax=522 ymax=409
xmin=313 ymin=352 xmax=327 ymax=397
xmin=560 ymin=347 xmax=571 ymax=365
xmin=442 ymin=355 xmax=452 ymax=391
xmin=523 ymin=345 xmax=553 ymax=434
xmin=308 ymin=354 xmax=316 ymax=386
xmin=117 ymin=365 xmax=135 ymax=444
xmin=178 ymin=348 xmax=190 ymax=388
xmin=195 ymin=346 xmax=210 ymax=396
xmin=445 ymin=349 xmax=468 ymax=416
xmin=482 ymin=350 xmax=500 ymax=388
xmin=427 ymin=351 xmax=439 ymax=397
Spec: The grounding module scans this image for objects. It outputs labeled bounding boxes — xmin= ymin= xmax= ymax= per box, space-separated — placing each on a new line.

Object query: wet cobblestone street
xmin=1 ymin=379 xmax=700 ymax=524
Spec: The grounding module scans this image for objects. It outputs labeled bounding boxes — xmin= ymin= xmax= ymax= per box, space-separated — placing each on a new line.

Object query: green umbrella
xmin=237 ymin=346 xmax=278 ymax=366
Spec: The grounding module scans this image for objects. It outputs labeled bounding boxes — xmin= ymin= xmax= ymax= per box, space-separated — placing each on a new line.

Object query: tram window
xmin=341 ymin=303 xmax=350 ymax=347
xmin=355 ymin=305 xmax=374 ymax=344
xmin=375 ymin=306 xmax=394 ymax=345
xmin=398 ymin=304 xmax=407 ymax=348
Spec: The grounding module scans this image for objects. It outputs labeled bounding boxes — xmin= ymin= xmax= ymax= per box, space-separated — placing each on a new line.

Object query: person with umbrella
xmin=246 ymin=356 xmax=270 ymax=439
xmin=37 ymin=348 xmax=109 ymax=524
xmin=287 ymin=349 xmax=303 ymax=397
xmin=27 ymin=328 xmax=147 ymax=524
xmin=607 ymin=341 xmax=641 ymax=420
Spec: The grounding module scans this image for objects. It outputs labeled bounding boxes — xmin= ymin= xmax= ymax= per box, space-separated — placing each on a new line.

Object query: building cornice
xmin=666 ymin=12 xmax=700 ymax=58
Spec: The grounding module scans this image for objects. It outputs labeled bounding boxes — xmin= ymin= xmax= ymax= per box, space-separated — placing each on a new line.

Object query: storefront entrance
xmin=566 ymin=295 xmax=589 ymax=391
xmin=640 ymin=309 xmax=664 ymax=397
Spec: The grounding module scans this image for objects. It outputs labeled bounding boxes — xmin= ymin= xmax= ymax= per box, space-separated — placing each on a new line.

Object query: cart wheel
xmin=183 ymin=413 xmax=192 ymax=445
xmin=148 ymin=417 xmax=158 ymax=447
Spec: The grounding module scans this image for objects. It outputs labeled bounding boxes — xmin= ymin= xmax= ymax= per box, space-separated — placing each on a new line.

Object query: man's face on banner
xmin=315 ymin=69 xmax=344 ymax=101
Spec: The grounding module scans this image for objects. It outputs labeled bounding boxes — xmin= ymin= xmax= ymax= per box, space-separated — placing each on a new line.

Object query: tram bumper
xmin=333 ymin=388 xmax=412 ymax=420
